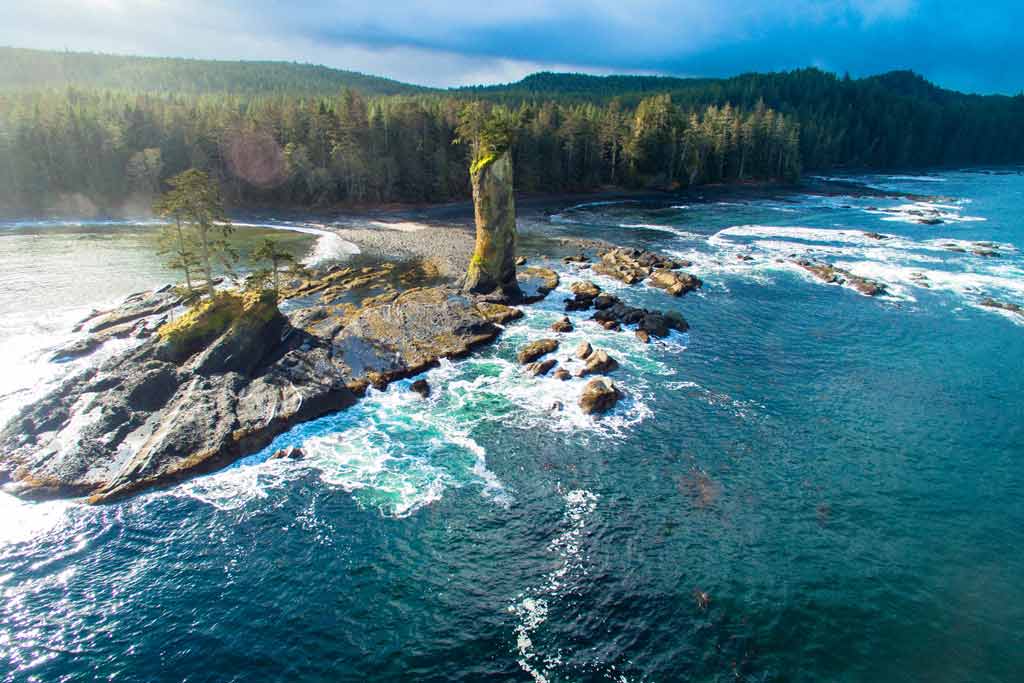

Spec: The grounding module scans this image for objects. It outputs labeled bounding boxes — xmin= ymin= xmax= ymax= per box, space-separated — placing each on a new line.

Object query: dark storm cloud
xmin=2 ymin=1 xmax=1021 ymax=93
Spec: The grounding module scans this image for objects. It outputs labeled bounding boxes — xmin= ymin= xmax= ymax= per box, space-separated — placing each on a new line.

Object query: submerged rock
xmin=794 ymin=259 xmax=886 ymax=297
xmin=979 ymin=298 xmax=1023 ymax=315
xmin=516 ymin=339 xmax=559 ymax=364
xmin=579 ymin=376 xmax=622 ymax=415
xmin=553 ymin=367 xmax=572 ymax=381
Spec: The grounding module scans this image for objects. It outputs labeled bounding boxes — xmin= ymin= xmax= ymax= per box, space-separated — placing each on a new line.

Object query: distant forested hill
xmin=0 ymin=47 xmax=426 ymax=97
xmin=0 ymin=48 xmax=1022 ymax=214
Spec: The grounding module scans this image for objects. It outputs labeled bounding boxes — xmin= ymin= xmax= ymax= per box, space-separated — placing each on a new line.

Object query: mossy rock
xmin=157 ymin=290 xmax=279 ymax=364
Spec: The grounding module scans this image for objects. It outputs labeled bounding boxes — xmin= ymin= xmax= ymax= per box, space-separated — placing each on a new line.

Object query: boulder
xmin=410 ymin=379 xmax=431 ymax=398
xmin=635 ymin=329 xmax=651 ymax=343
xmin=600 ymin=320 xmax=621 ymax=331
xmin=515 ymin=256 xmax=527 ymax=266
xmin=647 ymin=269 xmax=702 ymax=296
xmin=527 ymin=358 xmax=557 ymax=377
xmin=592 ymin=293 xmax=620 ymax=310
xmin=579 ymin=376 xmax=622 ymax=415
xmin=269 ymin=446 xmax=305 ymax=461
xmin=575 ymin=341 xmax=593 ymax=360
xmin=517 ymin=339 xmax=559 ymax=364
xmin=578 ymin=349 xmax=619 ymax=377
xmin=550 ymin=317 xmax=574 ymax=333
xmin=553 ymin=368 xmax=572 ymax=381
xmin=570 ymin=280 xmax=601 ymax=300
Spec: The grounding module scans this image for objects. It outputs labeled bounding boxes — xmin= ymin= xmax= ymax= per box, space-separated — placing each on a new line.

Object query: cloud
xmin=1 ymin=1 xmax=1021 ymax=93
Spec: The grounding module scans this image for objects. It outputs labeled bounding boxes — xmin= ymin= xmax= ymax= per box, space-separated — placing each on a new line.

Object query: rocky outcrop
xmin=579 ymin=377 xmax=622 ymax=415
xmin=591 ymin=299 xmax=689 ymax=337
xmin=794 ymin=259 xmax=886 ymax=297
xmin=464 ymin=150 xmax=521 ymax=299
xmin=591 ymin=247 xmax=701 ymax=298
xmin=517 ymin=339 xmax=559 ymax=364
xmin=0 ymin=282 xmax=532 ymax=503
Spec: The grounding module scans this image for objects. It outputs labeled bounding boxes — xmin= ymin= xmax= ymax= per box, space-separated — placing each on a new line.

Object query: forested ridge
xmin=1 ymin=48 xmax=1022 ymax=214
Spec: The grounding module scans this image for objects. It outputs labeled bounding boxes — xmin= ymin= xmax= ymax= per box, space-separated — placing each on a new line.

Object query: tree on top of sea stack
xmin=154 ymin=169 xmax=236 ymax=299
xmin=456 ymin=104 xmax=522 ymax=299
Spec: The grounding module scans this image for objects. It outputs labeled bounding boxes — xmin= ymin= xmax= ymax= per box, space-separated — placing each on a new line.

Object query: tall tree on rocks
xmin=155 ymin=169 xmax=235 ymax=299
xmin=456 ymin=104 xmax=522 ymax=299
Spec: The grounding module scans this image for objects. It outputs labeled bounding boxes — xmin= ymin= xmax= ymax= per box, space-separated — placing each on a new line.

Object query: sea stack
xmin=464 ymin=149 xmax=521 ymax=300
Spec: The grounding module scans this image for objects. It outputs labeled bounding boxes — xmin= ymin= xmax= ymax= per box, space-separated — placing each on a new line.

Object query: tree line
xmin=2 ymin=64 xmax=1022 ymax=214
xmin=0 ymin=88 xmax=800 ymax=212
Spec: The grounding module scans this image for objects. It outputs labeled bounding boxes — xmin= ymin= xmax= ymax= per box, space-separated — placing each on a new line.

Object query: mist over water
xmin=2 ymin=170 xmax=1024 ymax=681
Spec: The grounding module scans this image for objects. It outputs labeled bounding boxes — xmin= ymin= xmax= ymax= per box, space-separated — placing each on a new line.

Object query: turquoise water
xmin=2 ymin=170 xmax=1023 ymax=681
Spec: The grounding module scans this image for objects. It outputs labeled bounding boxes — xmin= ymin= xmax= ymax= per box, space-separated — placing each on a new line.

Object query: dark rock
xmin=600 ymin=320 xmax=621 ymax=331
xmin=553 ymin=368 xmax=572 ymax=381
xmin=270 ymin=446 xmax=305 ymax=461
xmin=517 ymin=339 xmax=559 ymax=364
xmin=592 ymin=293 xmax=620 ymax=310
xmin=548 ymin=400 xmax=564 ymax=411
xmin=579 ymin=376 xmax=621 ymax=415
xmin=562 ymin=253 xmax=590 ymax=264
xmin=863 ymin=231 xmax=888 ymax=240
xmin=550 ymin=317 xmax=574 ymax=333
xmin=410 ymin=379 xmax=431 ymax=398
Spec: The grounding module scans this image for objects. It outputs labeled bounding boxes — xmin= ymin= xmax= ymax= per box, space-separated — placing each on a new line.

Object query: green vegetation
xmin=152 ymin=169 xmax=235 ymax=298
xmin=156 ymin=289 xmax=277 ymax=360
xmin=252 ymin=238 xmax=296 ymax=297
xmin=1 ymin=49 xmax=1023 ymax=215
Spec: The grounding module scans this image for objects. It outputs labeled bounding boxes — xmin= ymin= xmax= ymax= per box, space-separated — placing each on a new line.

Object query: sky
xmin=2 ymin=0 xmax=1021 ymax=94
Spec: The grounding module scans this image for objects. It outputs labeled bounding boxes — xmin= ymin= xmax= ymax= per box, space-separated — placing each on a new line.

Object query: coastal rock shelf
xmin=0 ymin=278 xmax=528 ymax=503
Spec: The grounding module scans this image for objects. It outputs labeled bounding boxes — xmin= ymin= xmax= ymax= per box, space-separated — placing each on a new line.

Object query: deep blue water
xmin=2 ymin=170 xmax=1023 ymax=682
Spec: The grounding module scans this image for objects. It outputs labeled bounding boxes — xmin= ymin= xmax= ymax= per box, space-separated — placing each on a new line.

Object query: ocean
xmin=1 ymin=169 xmax=1022 ymax=681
